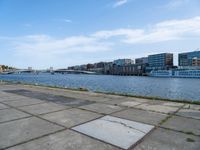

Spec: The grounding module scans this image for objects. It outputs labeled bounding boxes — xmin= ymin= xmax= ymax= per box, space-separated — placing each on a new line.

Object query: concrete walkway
xmin=0 ymin=83 xmax=200 ymax=150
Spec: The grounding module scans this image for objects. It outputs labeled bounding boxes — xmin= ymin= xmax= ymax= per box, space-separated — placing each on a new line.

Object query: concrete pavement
xmin=0 ymin=83 xmax=200 ymax=150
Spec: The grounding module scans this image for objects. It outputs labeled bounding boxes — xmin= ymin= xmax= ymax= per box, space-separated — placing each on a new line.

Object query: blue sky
xmin=0 ymin=0 xmax=200 ymax=69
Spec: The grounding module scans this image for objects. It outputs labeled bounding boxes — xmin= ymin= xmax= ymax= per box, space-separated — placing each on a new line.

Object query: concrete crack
xmin=101 ymin=118 xmax=147 ymax=134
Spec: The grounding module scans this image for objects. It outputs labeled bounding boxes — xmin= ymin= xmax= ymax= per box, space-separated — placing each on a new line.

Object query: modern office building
xmin=113 ymin=59 xmax=134 ymax=66
xmin=178 ymin=51 xmax=200 ymax=66
xmin=135 ymin=57 xmax=148 ymax=64
xmin=192 ymin=57 xmax=200 ymax=66
xmin=147 ymin=53 xmax=173 ymax=70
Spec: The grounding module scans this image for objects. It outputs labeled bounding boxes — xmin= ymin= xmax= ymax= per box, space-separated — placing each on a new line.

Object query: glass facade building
xmin=178 ymin=51 xmax=200 ymax=66
xmin=147 ymin=53 xmax=173 ymax=70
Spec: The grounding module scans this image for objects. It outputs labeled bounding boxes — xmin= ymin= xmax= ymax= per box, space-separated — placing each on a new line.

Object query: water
xmin=0 ymin=73 xmax=200 ymax=101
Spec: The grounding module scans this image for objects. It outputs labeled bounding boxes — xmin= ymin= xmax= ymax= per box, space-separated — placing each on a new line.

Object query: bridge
xmin=0 ymin=69 xmax=97 ymax=75
xmin=53 ymin=69 xmax=96 ymax=74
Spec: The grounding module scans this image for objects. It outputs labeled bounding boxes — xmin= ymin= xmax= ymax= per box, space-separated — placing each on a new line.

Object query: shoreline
xmin=1 ymin=80 xmax=200 ymax=105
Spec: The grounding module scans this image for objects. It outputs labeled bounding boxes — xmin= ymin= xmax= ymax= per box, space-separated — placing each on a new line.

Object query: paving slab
xmin=184 ymin=104 xmax=200 ymax=111
xmin=18 ymin=102 xmax=69 ymax=115
xmin=120 ymin=101 xmax=142 ymax=108
xmin=104 ymin=98 xmax=130 ymax=105
xmin=2 ymin=98 xmax=45 ymax=107
xmin=4 ymin=89 xmax=94 ymax=107
xmin=0 ymin=117 xmax=64 ymax=149
xmin=135 ymin=103 xmax=179 ymax=114
xmin=41 ymin=108 xmax=102 ymax=128
xmin=0 ymin=103 xmax=9 ymax=110
xmin=73 ymin=115 xmax=154 ymax=150
xmin=80 ymin=103 xmax=123 ymax=114
xmin=0 ymin=108 xmax=30 ymax=123
xmin=7 ymin=130 xmax=120 ymax=150
xmin=161 ymin=116 xmax=200 ymax=136
xmin=112 ymin=108 xmax=168 ymax=125
xmin=133 ymin=128 xmax=200 ymax=150
xmin=176 ymin=108 xmax=200 ymax=120
xmin=0 ymin=96 xmax=20 ymax=102
xmin=162 ymin=102 xmax=185 ymax=107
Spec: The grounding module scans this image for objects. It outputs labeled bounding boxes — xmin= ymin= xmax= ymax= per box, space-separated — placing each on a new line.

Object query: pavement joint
xmin=0 ymin=101 xmax=69 ymax=129
xmin=1 ymin=128 xmax=67 ymax=150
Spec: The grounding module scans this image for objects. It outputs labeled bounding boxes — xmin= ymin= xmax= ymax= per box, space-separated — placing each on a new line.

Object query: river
xmin=0 ymin=73 xmax=200 ymax=101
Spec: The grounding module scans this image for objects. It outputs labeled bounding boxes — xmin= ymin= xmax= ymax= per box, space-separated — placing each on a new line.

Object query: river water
xmin=0 ymin=73 xmax=200 ymax=101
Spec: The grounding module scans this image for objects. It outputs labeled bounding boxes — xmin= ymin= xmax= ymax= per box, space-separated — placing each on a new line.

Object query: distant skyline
xmin=0 ymin=0 xmax=200 ymax=69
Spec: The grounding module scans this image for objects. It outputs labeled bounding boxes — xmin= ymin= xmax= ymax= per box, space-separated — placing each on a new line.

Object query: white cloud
xmin=13 ymin=35 xmax=112 ymax=56
xmin=93 ymin=16 xmax=200 ymax=44
xmin=63 ymin=19 xmax=72 ymax=23
xmin=113 ymin=0 xmax=128 ymax=8
xmin=53 ymin=18 xmax=72 ymax=23
xmin=1 ymin=16 xmax=200 ymax=68
xmin=166 ymin=0 xmax=190 ymax=9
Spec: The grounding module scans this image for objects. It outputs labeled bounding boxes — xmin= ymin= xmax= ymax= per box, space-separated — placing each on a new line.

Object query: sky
xmin=0 ymin=0 xmax=200 ymax=69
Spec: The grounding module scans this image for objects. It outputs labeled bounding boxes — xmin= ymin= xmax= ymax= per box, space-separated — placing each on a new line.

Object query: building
xmin=109 ymin=63 xmax=148 ymax=76
xmin=103 ymin=62 xmax=113 ymax=74
xmin=147 ymin=53 xmax=173 ymax=71
xmin=0 ymin=65 xmax=2 ymax=72
xmin=192 ymin=57 xmax=200 ymax=66
xmin=113 ymin=59 xmax=134 ymax=66
xmin=135 ymin=57 xmax=148 ymax=64
xmin=178 ymin=51 xmax=200 ymax=66
xmin=28 ymin=67 xmax=32 ymax=71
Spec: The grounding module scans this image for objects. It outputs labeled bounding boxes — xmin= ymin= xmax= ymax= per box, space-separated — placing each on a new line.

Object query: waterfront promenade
xmin=0 ymin=83 xmax=200 ymax=150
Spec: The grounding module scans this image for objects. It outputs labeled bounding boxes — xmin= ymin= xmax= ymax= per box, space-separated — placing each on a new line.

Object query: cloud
xmin=13 ymin=35 xmax=112 ymax=56
xmin=53 ymin=18 xmax=72 ymax=23
xmin=63 ymin=19 xmax=72 ymax=23
xmin=166 ymin=0 xmax=190 ymax=9
xmin=113 ymin=0 xmax=128 ymax=8
xmin=1 ymin=16 xmax=200 ymax=68
xmin=93 ymin=16 xmax=200 ymax=44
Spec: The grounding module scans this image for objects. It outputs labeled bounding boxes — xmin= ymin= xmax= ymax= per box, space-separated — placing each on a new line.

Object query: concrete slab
xmin=120 ymin=101 xmax=141 ymax=108
xmin=80 ymin=103 xmax=123 ymax=114
xmin=161 ymin=116 xmax=200 ymax=136
xmin=176 ymin=109 xmax=200 ymax=120
xmin=136 ymin=103 xmax=179 ymax=114
xmin=103 ymin=98 xmax=130 ymax=105
xmin=4 ymin=89 xmax=94 ymax=107
xmin=184 ymin=104 xmax=200 ymax=111
xmin=0 ymin=95 xmax=32 ymax=102
xmin=144 ymin=100 xmax=165 ymax=105
xmin=73 ymin=116 xmax=154 ymax=150
xmin=112 ymin=108 xmax=168 ymax=125
xmin=162 ymin=102 xmax=185 ymax=107
xmin=0 ymin=117 xmax=64 ymax=149
xmin=0 ymin=108 xmax=30 ymax=123
xmin=18 ymin=102 xmax=69 ymax=115
xmin=134 ymin=128 xmax=200 ymax=150
xmin=41 ymin=108 xmax=102 ymax=128
xmin=0 ymin=103 xmax=9 ymax=110
xmin=2 ymin=98 xmax=45 ymax=107
xmin=7 ymin=130 xmax=120 ymax=150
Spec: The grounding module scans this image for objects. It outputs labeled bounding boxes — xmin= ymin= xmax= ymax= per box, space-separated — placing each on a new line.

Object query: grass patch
xmin=183 ymin=131 xmax=195 ymax=135
xmin=159 ymin=116 xmax=172 ymax=125
xmin=186 ymin=138 xmax=195 ymax=142
xmin=95 ymin=91 xmax=200 ymax=105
